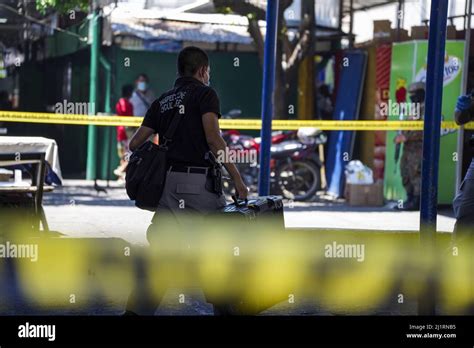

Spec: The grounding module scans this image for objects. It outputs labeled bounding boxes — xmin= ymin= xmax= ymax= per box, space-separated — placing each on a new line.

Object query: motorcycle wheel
xmin=276 ymin=160 xmax=320 ymax=201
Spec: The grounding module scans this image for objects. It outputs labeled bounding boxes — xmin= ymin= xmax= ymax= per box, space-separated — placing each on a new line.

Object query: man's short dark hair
xmin=122 ymin=84 xmax=134 ymax=98
xmin=177 ymin=46 xmax=209 ymax=77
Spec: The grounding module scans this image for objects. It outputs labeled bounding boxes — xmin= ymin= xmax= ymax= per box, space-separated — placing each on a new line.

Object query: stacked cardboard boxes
xmin=373 ymin=20 xmax=409 ymax=43
xmin=345 ymin=181 xmax=384 ymax=206
xmin=411 ymin=25 xmax=457 ymax=40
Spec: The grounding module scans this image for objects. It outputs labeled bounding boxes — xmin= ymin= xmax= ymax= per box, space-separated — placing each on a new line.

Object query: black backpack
xmin=125 ymin=87 xmax=192 ymax=211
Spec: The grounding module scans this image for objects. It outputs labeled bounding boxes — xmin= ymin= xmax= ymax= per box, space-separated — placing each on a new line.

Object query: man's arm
xmin=129 ymin=126 xmax=155 ymax=151
xmin=455 ymin=109 xmax=473 ymax=126
xmin=202 ymin=112 xmax=248 ymax=199
xmin=455 ymin=95 xmax=474 ymax=126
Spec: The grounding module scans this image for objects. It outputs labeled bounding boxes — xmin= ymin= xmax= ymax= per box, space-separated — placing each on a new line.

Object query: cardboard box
xmin=373 ymin=20 xmax=409 ymax=42
xmin=390 ymin=28 xmax=409 ymax=41
xmin=446 ymin=25 xmax=456 ymax=39
xmin=373 ymin=20 xmax=392 ymax=40
xmin=411 ymin=26 xmax=429 ymax=39
xmin=374 ymin=20 xmax=392 ymax=34
xmin=411 ymin=25 xmax=456 ymax=40
xmin=345 ymin=181 xmax=384 ymax=206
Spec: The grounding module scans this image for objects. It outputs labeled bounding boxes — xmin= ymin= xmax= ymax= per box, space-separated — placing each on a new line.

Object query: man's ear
xmin=198 ymin=66 xmax=205 ymax=78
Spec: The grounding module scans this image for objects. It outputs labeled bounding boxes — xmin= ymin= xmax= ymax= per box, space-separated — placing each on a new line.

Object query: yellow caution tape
xmin=0 ymin=111 xmax=473 ymax=130
xmin=0 ymin=111 xmax=141 ymax=127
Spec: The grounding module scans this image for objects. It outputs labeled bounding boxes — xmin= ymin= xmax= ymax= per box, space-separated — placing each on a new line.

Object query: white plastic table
xmin=0 ymin=136 xmax=63 ymax=182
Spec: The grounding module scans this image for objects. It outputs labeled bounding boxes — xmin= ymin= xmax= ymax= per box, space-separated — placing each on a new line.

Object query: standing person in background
xmin=453 ymin=93 xmax=474 ymax=234
xmin=130 ymin=73 xmax=155 ymax=117
xmin=453 ymin=93 xmax=474 ymax=317
xmin=130 ymin=73 xmax=157 ymax=143
xmin=394 ymin=81 xmax=425 ymax=211
xmin=114 ymin=84 xmax=134 ymax=180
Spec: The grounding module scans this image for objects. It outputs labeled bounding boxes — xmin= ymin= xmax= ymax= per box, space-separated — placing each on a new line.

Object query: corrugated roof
xmin=110 ymin=8 xmax=260 ymax=44
xmin=110 ymin=0 xmax=398 ymax=45
xmin=343 ymin=0 xmax=399 ymax=13
xmin=111 ymin=17 xmax=254 ymax=44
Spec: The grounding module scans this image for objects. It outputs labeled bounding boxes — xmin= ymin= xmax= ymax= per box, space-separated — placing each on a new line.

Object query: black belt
xmin=169 ymin=165 xmax=209 ymax=174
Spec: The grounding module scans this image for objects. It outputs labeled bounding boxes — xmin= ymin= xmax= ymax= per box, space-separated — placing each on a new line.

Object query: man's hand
xmin=234 ymin=178 xmax=248 ymax=200
xmin=454 ymin=95 xmax=473 ymax=126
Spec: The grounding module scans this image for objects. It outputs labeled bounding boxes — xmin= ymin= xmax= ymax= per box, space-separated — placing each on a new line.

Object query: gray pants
xmin=157 ymin=170 xmax=226 ymax=212
xmin=147 ymin=170 xmax=227 ymax=244
xmin=127 ymin=169 xmax=227 ymax=315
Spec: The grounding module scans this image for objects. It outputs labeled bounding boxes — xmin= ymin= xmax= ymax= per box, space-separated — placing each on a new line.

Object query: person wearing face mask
xmin=130 ymin=73 xmax=155 ymax=117
xmin=124 ymin=46 xmax=248 ymax=315
xmin=394 ymin=81 xmax=425 ymax=211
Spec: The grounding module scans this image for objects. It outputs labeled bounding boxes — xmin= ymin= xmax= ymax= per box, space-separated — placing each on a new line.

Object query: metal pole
xmin=419 ymin=0 xmax=449 ymax=315
xmin=100 ymin=55 xmax=112 ymax=184
xmin=456 ymin=0 xmax=472 ymax=192
xmin=338 ymin=0 xmax=344 ymax=32
xmin=463 ymin=0 xmax=468 ymax=30
xmin=349 ymin=0 xmax=354 ymax=48
xmin=86 ymin=6 xmax=100 ymax=180
xmin=396 ymin=0 xmax=402 ymax=41
xmin=298 ymin=0 xmax=315 ymax=120
xmin=258 ymin=0 xmax=279 ymax=196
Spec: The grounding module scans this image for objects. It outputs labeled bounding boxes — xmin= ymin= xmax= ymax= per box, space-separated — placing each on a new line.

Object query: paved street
xmin=0 ymin=180 xmax=460 ymax=316
xmin=42 ymin=180 xmax=456 ymax=245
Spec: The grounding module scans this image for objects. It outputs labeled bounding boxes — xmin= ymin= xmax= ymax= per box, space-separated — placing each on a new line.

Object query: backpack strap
xmin=135 ymin=91 xmax=151 ymax=109
xmin=161 ymin=86 xmax=194 ymax=147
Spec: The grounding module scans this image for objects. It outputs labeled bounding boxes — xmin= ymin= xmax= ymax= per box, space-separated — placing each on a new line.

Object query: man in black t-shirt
xmin=140 ymin=74 xmax=223 ymax=168
xmin=125 ymin=46 xmax=248 ymax=315
xmin=129 ymin=46 xmax=247 ymax=210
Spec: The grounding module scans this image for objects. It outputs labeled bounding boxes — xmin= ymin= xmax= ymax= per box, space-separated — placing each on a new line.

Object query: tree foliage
xmin=36 ymin=0 xmax=89 ymax=14
xmin=213 ymin=0 xmax=315 ymax=119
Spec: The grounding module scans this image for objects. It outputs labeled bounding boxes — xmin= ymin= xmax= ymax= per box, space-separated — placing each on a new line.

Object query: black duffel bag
xmin=125 ymin=86 xmax=193 ymax=211
xmin=126 ymin=141 xmax=168 ymax=211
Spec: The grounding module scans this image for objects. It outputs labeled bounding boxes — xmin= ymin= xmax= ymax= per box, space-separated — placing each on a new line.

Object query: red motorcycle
xmin=221 ymin=110 xmax=326 ymax=201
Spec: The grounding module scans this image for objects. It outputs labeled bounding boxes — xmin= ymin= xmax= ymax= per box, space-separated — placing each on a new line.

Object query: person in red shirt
xmin=114 ymin=84 xmax=134 ymax=179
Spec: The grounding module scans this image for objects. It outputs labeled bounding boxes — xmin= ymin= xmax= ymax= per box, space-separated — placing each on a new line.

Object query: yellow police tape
xmin=0 ymin=110 xmax=473 ymax=130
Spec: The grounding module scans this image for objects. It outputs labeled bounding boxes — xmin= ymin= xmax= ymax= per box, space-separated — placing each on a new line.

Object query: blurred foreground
xmin=0 ymin=186 xmax=472 ymax=315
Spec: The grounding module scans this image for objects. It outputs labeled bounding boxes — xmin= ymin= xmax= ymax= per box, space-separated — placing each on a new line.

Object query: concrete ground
xmin=42 ymin=180 xmax=456 ymax=245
